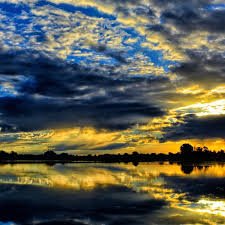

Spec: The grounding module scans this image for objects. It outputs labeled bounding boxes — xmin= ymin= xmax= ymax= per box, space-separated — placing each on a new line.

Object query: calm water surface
xmin=0 ymin=162 xmax=225 ymax=225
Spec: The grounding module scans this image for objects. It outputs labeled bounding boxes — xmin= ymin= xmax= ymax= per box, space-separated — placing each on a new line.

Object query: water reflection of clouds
xmin=0 ymin=184 xmax=166 ymax=225
xmin=0 ymin=222 xmax=16 ymax=225
xmin=0 ymin=163 xmax=225 ymax=224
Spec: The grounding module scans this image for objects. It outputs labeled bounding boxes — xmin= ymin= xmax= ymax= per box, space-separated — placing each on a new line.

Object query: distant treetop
xmin=180 ymin=143 xmax=194 ymax=155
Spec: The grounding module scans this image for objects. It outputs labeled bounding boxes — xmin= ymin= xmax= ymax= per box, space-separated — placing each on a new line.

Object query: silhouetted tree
xmin=10 ymin=151 xmax=18 ymax=160
xmin=132 ymin=151 xmax=139 ymax=156
xmin=43 ymin=150 xmax=57 ymax=160
xmin=196 ymin=147 xmax=203 ymax=152
xmin=0 ymin=151 xmax=9 ymax=160
xmin=180 ymin=143 xmax=194 ymax=155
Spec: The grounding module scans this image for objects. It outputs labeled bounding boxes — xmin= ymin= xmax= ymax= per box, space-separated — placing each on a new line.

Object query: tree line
xmin=0 ymin=143 xmax=225 ymax=163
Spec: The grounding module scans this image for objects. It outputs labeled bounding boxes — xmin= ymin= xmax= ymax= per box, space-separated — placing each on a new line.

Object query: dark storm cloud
xmin=159 ymin=2 xmax=225 ymax=34
xmin=0 ymin=50 xmax=169 ymax=97
xmin=0 ymin=50 xmax=166 ymax=131
xmin=161 ymin=114 xmax=225 ymax=141
xmin=0 ymin=95 xmax=164 ymax=131
xmin=51 ymin=142 xmax=129 ymax=152
xmin=91 ymin=143 xmax=130 ymax=150
xmin=172 ymin=51 xmax=225 ymax=88
xmin=52 ymin=144 xmax=86 ymax=152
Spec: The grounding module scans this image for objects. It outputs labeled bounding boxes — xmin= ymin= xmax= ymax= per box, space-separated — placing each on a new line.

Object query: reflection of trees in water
xmin=132 ymin=161 xmax=139 ymax=167
xmin=181 ymin=164 xmax=194 ymax=174
xmin=180 ymin=164 xmax=210 ymax=174
xmin=196 ymin=165 xmax=203 ymax=170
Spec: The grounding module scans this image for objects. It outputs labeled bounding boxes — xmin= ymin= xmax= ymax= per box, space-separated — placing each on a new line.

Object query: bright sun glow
xmin=176 ymin=99 xmax=225 ymax=117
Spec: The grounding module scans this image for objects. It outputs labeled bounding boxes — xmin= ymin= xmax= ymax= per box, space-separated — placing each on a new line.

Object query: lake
xmin=0 ymin=162 xmax=225 ymax=225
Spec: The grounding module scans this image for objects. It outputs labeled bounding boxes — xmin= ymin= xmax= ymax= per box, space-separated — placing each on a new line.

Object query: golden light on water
xmin=1 ymin=162 xmax=225 ymax=189
xmin=196 ymin=199 xmax=225 ymax=217
xmin=0 ymin=162 xmax=225 ymax=224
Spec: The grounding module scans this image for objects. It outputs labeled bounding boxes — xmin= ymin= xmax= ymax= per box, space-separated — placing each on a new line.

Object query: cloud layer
xmin=0 ymin=0 xmax=224 ymax=151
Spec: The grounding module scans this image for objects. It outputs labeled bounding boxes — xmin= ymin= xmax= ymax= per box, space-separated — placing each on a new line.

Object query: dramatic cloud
xmin=0 ymin=0 xmax=224 ymax=152
xmin=161 ymin=114 xmax=225 ymax=141
xmin=0 ymin=50 xmax=166 ymax=131
xmin=172 ymin=51 xmax=225 ymax=89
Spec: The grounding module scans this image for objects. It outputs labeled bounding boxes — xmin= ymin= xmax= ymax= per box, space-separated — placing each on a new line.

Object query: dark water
xmin=0 ymin=162 xmax=225 ymax=225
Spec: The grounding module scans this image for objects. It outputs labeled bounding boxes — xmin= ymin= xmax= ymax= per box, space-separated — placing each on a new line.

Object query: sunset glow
xmin=0 ymin=1 xmax=224 ymax=153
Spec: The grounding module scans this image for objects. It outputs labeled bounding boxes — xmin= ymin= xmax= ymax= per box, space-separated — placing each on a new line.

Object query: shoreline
xmin=0 ymin=160 xmax=225 ymax=164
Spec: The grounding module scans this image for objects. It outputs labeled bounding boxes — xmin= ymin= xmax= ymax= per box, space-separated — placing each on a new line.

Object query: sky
xmin=0 ymin=0 xmax=224 ymax=154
